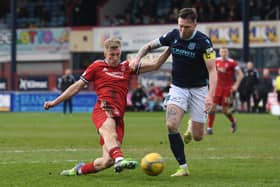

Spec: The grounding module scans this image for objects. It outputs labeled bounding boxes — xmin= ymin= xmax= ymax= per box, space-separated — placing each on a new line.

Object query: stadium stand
xmin=98 ymin=0 xmax=279 ymax=26
xmin=0 ymin=0 xmax=279 ymax=28
xmin=0 ymin=0 xmax=100 ymax=28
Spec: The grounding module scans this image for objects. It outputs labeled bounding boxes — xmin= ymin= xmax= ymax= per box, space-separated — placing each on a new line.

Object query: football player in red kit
xmin=44 ymin=37 xmax=170 ymax=176
xmin=207 ymin=47 xmax=243 ymax=134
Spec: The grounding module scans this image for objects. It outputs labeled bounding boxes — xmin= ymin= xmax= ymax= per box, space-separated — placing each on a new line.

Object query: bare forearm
xmin=136 ymin=45 xmax=151 ymax=61
xmin=139 ymin=48 xmax=170 ymax=73
xmin=208 ymin=68 xmax=217 ymax=99
xmin=54 ymin=81 xmax=83 ymax=105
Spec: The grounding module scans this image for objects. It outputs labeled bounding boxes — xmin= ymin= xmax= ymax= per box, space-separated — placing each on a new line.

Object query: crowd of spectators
xmin=0 ymin=0 xmax=65 ymax=28
xmin=0 ymin=0 xmax=98 ymax=28
xmin=128 ymin=82 xmax=171 ymax=112
xmin=101 ymin=0 xmax=279 ymax=26
xmin=0 ymin=0 xmax=279 ymax=28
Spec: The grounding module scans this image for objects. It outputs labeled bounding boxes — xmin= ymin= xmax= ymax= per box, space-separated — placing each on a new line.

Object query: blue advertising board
xmin=11 ymin=92 xmax=97 ymax=112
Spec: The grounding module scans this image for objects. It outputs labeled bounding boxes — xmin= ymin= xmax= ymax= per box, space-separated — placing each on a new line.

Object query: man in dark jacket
xmin=131 ymin=84 xmax=147 ymax=111
xmin=238 ymin=62 xmax=259 ymax=112
xmin=60 ymin=69 xmax=76 ymax=114
xmin=254 ymin=68 xmax=274 ymax=113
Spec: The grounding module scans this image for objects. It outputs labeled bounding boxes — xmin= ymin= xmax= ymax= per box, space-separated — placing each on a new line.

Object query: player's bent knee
xmin=166 ymin=122 xmax=178 ymax=132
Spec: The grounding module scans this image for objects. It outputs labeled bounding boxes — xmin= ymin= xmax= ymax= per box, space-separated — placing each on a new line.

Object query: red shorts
xmin=92 ymin=102 xmax=124 ymax=145
xmin=214 ymin=86 xmax=232 ymax=107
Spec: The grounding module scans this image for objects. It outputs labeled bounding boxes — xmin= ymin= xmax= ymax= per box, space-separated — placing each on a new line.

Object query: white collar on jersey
xmin=183 ymin=30 xmax=197 ymax=41
xmin=104 ymin=59 xmax=109 ymax=64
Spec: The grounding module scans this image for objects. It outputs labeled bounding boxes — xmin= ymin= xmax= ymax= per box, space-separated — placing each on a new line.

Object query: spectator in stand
xmin=249 ymin=0 xmax=262 ymax=20
xmin=147 ymin=82 xmax=163 ymax=111
xmin=131 ymin=84 xmax=147 ymax=111
xmin=217 ymin=3 xmax=228 ymax=21
xmin=261 ymin=0 xmax=278 ymax=20
xmin=254 ymin=68 xmax=274 ymax=113
xmin=204 ymin=0 xmax=218 ymax=22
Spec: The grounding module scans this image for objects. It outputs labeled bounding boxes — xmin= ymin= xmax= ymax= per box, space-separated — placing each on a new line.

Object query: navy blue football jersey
xmin=158 ymin=29 xmax=215 ymax=88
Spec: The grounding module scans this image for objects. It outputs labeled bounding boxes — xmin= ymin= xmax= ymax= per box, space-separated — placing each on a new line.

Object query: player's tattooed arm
xmin=130 ymin=39 xmax=161 ymax=70
xmin=137 ymin=47 xmax=170 ymax=74
xmin=136 ymin=39 xmax=161 ymax=60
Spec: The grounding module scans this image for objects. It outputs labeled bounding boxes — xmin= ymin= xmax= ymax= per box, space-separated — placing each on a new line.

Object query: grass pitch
xmin=0 ymin=112 xmax=280 ymax=187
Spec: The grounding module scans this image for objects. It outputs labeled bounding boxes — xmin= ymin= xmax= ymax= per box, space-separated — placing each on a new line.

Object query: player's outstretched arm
xmin=44 ymin=79 xmax=86 ymax=110
xmin=130 ymin=39 xmax=161 ymax=70
xmin=137 ymin=47 xmax=171 ymax=74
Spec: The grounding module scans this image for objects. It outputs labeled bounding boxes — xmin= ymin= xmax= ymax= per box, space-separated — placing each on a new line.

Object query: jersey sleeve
xmin=158 ymin=29 xmax=177 ymax=46
xmin=202 ymin=38 xmax=216 ymax=61
xmin=80 ymin=62 xmax=96 ymax=83
xmin=123 ymin=60 xmax=135 ymax=75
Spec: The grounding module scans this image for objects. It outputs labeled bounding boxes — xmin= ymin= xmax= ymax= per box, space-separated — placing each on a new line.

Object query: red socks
xmin=109 ymin=147 xmax=124 ymax=160
xmin=81 ymin=162 xmax=95 ymax=174
xmin=208 ymin=113 xmax=215 ymax=128
xmin=79 ymin=147 xmax=124 ymax=175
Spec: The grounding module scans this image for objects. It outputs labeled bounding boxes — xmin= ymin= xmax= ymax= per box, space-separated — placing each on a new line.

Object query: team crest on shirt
xmin=187 ymin=42 xmax=196 ymax=50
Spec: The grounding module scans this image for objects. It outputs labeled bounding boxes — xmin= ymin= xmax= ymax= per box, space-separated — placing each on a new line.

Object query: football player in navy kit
xmin=131 ymin=8 xmax=217 ymax=176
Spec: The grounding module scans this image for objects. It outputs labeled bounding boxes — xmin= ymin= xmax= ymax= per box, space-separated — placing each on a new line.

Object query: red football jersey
xmin=215 ymin=57 xmax=239 ymax=87
xmin=81 ymin=59 xmax=132 ymax=117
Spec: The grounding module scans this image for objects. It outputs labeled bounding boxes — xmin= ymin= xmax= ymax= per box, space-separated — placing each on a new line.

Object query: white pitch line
xmin=0 ymin=148 xmax=99 ymax=153
xmin=0 ymin=155 xmax=279 ymax=165
xmin=0 ymin=159 xmax=79 ymax=165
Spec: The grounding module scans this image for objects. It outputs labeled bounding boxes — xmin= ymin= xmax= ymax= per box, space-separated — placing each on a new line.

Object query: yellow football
xmin=140 ymin=153 xmax=164 ymax=176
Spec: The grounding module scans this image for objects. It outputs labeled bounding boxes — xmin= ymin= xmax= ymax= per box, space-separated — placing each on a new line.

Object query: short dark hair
xmin=178 ymin=8 xmax=197 ymax=22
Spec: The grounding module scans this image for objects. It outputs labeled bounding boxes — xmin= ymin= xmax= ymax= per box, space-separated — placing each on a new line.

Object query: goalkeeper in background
xmin=207 ymin=47 xmax=243 ymax=134
xmin=44 ymin=37 xmax=170 ymax=176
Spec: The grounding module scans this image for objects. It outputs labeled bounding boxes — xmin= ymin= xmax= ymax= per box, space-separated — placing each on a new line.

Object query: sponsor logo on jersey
xmin=105 ymin=72 xmax=124 ymax=79
xmin=172 ymin=47 xmax=195 ymax=58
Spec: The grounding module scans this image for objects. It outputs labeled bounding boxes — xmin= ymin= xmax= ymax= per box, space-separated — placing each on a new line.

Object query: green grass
xmin=0 ymin=112 xmax=280 ymax=187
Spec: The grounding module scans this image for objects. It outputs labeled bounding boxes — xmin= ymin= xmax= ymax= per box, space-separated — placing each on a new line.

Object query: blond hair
xmin=104 ymin=37 xmax=121 ymax=50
